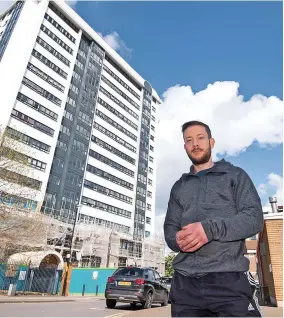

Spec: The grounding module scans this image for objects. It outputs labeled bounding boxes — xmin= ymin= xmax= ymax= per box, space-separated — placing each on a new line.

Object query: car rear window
xmin=114 ymin=267 xmax=143 ymax=277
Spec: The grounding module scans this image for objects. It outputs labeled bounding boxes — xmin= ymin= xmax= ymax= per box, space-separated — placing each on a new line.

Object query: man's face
xmin=183 ymin=125 xmax=215 ymax=165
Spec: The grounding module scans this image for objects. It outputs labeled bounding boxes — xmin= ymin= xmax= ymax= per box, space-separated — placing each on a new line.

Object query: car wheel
xmin=142 ymin=291 xmax=153 ymax=309
xmin=106 ymin=299 xmax=117 ymax=309
xmin=161 ymin=292 xmax=169 ymax=306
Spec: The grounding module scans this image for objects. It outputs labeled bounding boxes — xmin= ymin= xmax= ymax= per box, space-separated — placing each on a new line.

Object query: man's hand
xmin=176 ymin=222 xmax=209 ymax=252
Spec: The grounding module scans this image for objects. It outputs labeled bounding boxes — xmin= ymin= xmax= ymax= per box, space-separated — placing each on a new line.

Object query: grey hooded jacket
xmin=164 ymin=159 xmax=264 ymax=276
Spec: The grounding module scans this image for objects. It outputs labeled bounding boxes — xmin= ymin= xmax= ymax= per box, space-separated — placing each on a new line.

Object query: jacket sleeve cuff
xmin=171 ymin=240 xmax=181 ymax=252
xmin=201 ymin=220 xmax=214 ymax=242
xmin=166 ymin=236 xmax=181 ymax=252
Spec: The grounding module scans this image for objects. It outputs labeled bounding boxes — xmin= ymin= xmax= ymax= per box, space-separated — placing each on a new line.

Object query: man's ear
xmin=210 ymin=138 xmax=215 ymax=149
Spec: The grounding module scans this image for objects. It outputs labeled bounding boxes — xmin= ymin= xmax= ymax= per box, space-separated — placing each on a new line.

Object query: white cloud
xmin=0 ymin=1 xmax=13 ymax=14
xmin=257 ymin=183 xmax=267 ymax=195
xmin=98 ymin=31 xmax=120 ymax=51
xmin=154 ymin=212 xmax=165 ymax=239
xmin=155 ymin=81 xmax=283 ymax=236
xmin=98 ymin=31 xmax=132 ymax=58
xmin=65 ymin=1 xmax=78 ymax=8
xmin=258 ymin=173 xmax=283 ymax=207
xmin=268 ymin=173 xmax=283 ymax=198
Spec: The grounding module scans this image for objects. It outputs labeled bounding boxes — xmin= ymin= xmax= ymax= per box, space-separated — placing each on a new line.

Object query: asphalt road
xmin=0 ymin=299 xmax=282 ymax=317
xmin=0 ymin=298 xmax=167 ymax=317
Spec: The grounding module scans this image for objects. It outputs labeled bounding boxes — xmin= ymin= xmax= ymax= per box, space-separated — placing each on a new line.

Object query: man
xmin=164 ymin=121 xmax=264 ymax=317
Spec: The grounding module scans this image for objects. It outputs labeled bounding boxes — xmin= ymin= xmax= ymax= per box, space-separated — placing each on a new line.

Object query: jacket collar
xmin=185 ymin=159 xmax=230 ymax=177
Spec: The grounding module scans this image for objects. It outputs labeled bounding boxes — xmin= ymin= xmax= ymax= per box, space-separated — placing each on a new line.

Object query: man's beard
xmin=187 ymin=145 xmax=212 ymax=165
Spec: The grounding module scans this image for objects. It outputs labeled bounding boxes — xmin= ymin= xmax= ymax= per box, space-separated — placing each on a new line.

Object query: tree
xmin=165 ymin=253 xmax=176 ymax=277
xmin=0 ymin=126 xmax=42 ymax=200
xmin=0 ymin=208 xmax=48 ymax=260
xmin=0 ymin=126 xmax=48 ymax=261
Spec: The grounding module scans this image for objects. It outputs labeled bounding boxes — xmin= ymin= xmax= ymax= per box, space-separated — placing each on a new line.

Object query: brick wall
xmin=266 ymin=220 xmax=283 ymax=304
xmin=259 ymin=219 xmax=283 ymax=306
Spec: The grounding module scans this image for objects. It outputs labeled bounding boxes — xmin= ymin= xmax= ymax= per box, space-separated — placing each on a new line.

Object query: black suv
xmin=161 ymin=276 xmax=172 ymax=302
xmin=105 ymin=266 xmax=169 ymax=309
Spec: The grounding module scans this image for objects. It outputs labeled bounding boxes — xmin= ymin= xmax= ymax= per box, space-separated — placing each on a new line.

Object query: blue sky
xmin=73 ymin=1 xmax=283 ymax=209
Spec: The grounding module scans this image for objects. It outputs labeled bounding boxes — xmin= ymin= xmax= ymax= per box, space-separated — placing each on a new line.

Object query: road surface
xmin=0 ymin=298 xmax=282 ymax=317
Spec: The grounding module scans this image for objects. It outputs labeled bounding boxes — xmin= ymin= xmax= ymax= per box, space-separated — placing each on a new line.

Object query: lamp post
xmin=61 ymin=204 xmax=80 ymax=296
xmin=106 ymin=227 xmax=114 ymax=268
xmin=65 ymin=253 xmax=71 ymax=264
xmin=69 ymin=204 xmax=81 ymax=262
xmin=61 ymin=253 xmax=70 ymax=296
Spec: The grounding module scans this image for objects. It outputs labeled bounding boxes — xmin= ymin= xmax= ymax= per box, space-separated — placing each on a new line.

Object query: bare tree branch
xmin=0 ymin=126 xmax=47 ymax=261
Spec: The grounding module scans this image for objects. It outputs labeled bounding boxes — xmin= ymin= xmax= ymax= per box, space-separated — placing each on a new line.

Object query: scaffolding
xmin=43 ymin=208 xmax=165 ymax=274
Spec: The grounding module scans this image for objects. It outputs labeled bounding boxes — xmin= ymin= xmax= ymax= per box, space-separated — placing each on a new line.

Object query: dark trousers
xmin=170 ymin=272 xmax=262 ymax=317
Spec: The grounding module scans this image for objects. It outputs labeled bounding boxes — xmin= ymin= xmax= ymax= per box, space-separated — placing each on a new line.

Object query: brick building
xmin=257 ymin=197 xmax=283 ymax=307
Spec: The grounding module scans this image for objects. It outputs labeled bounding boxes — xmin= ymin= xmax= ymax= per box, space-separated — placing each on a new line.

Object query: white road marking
xmin=89 ymin=307 xmax=106 ymax=310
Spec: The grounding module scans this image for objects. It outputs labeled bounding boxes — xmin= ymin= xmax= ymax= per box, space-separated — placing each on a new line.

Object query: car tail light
xmin=107 ymin=276 xmax=115 ymax=283
xmin=134 ymin=278 xmax=145 ymax=285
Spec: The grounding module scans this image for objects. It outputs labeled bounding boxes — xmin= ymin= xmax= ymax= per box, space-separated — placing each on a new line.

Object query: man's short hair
xmin=181 ymin=121 xmax=212 ymax=139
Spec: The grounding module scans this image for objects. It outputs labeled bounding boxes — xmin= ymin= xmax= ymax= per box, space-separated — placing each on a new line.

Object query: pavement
xmin=0 ymin=296 xmax=282 ymax=317
xmin=0 ymin=294 xmax=104 ymax=303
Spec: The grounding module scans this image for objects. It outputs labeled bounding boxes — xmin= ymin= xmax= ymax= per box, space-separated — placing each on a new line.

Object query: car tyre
xmin=106 ymin=299 xmax=117 ymax=309
xmin=130 ymin=303 xmax=137 ymax=310
xmin=142 ymin=291 xmax=153 ymax=309
xmin=161 ymin=292 xmax=169 ymax=306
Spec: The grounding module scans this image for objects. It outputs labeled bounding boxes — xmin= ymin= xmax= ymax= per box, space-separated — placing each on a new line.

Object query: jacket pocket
xmin=205 ymin=178 xmax=234 ymax=204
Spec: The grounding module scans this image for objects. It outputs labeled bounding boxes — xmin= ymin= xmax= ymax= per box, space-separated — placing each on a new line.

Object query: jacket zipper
xmin=194 ymin=176 xmax=202 ymax=271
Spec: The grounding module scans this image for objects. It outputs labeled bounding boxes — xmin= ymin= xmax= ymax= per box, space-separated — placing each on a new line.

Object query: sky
xmin=71 ymin=1 xmax=283 ymax=236
xmin=0 ymin=1 xmax=282 ymax=238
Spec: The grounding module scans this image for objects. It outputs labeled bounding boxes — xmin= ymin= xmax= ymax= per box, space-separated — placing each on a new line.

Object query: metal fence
xmin=0 ymin=263 xmax=62 ymax=295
